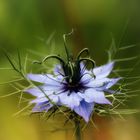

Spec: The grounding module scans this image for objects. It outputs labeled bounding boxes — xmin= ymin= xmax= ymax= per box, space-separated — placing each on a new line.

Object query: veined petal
xmin=54 ymin=64 xmax=64 ymax=75
xmin=85 ymin=77 xmax=121 ymax=90
xmin=38 ymin=89 xmax=60 ymax=103
xmin=30 ymin=94 xmax=59 ymax=104
xmin=80 ymin=62 xmax=92 ymax=75
xmin=104 ymin=89 xmax=116 ymax=94
xmin=85 ymin=78 xmax=109 ymax=88
xmin=78 ymin=89 xmax=111 ymax=104
xmin=48 ymin=94 xmax=59 ymax=103
xmin=26 ymin=87 xmax=60 ymax=104
xmin=105 ymin=78 xmax=121 ymax=89
xmin=32 ymin=101 xmax=53 ymax=112
xmin=40 ymin=84 xmax=63 ymax=91
xmin=93 ymin=62 xmax=114 ymax=79
xmin=25 ymin=86 xmax=59 ymax=97
xmin=80 ymin=62 xmax=85 ymax=71
xmin=27 ymin=74 xmax=48 ymax=83
xmin=80 ymin=73 xmax=94 ymax=84
xmin=59 ymin=92 xmax=82 ymax=109
xmin=25 ymin=88 xmax=45 ymax=97
xmin=74 ymin=100 xmax=94 ymax=122
xmin=27 ymin=73 xmax=64 ymax=86
xmin=31 ymin=97 xmax=48 ymax=103
xmin=94 ymin=78 xmax=121 ymax=91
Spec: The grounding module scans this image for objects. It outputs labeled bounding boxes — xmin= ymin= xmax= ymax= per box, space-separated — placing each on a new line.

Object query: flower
xmin=26 ymin=49 xmax=120 ymax=122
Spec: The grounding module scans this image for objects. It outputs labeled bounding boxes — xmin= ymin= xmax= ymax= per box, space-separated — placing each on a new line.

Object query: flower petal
xmin=31 ymin=97 xmax=48 ymax=103
xmin=94 ymin=78 xmax=121 ymax=91
xmin=40 ymin=84 xmax=63 ymax=91
xmin=27 ymin=73 xmax=64 ymax=86
xmin=80 ymin=73 xmax=94 ymax=84
xmin=85 ymin=77 xmax=121 ymax=90
xmin=105 ymin=78 xmax=121 ymax=89
xmin=25 ymin=86 xmax=60 ymax=97
xmin=59 ymin=92 xmax=82 ymax=109
xmin=78 ymin=89 xmax=111 ymax=104
xmin=54 ymin=64 xmax=64 ymax=75
xmin=80 ymin=62 xmax=92 ymax=75
xmin=32 ymin=101 xmax=53 ymax=112
xmin=25 ymin=88 xmax=45 ymax=97
xmin=93 ymin=62 xmax=114 ymax=79
xmin=26 ymin=87 xmax=60 ymax=104
xmin=74 ymin=100 xmax=94 ymax=122
xmin=104 ymin=89 xmax=116 ymax=94
xmin=27 ymin=74 xmax=48 ymax=83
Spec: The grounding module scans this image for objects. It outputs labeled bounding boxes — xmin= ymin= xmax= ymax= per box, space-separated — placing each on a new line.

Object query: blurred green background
xmin=0 ymin=0 xmax=140 ymax=140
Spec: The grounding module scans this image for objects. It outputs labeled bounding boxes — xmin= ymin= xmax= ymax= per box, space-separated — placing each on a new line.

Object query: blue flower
xmin=26 ymin=60 xmax=120 ymax=122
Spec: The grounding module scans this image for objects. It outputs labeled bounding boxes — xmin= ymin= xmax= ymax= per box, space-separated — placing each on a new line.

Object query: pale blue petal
xmin=85 ymin=78 xmax=121 ymax=90
xmin=80 ymin=62 xmax=85 ymax=71
xmin=26 ymin=87 xmax=60 ymax=104
xmin=104 ymin=89 xmax=116 ymax=94
xmin=93 ymin=62 xmax=114 ymax=79
xmin=105 ymin=78 xmax=121 ymax=89
xmin=32 ymin=101 xmax=53 ymax=112
xmin=59 ymin=91 xmax=83 ymax=109
xmin=40 ymin=84 xmax=63 ymax=91
xmin=48 ymin=94 xmax=59 ymax=103
xmin=25 ymin=86 xmax=59 ymax=97
xmin=78 ymin=89 xmax=111 ymax=104
xmin=31 ymin=94 xmax=59 ymax=104
xmin=27 ymin=74 xmax=64 ymax=86
xmin=31 ymin=97 xmax=48 ymax=103
xmin=94 ymin=78 xmax=121 ymax=91
xmin=27 ymin=74 xmax=48 ymax=83
xmin=38 ymin=89 xmax=59 ymax=103
xmin=30 ymin=94 xmax=59 ymax=104
xmin=74 ymin=100 xmax=94 ymax=122
xmin=80 ymin=62 xmax=92 ymax=75
xmin=85 ymin=78 xmax=109 ymax=88
xmin=25 ymin=88 xmax=44 ymax=97
xmin=54 ymin=64 xmax=64 ymax=75
xmin=80 ymin=73 xmax=94 ymax=84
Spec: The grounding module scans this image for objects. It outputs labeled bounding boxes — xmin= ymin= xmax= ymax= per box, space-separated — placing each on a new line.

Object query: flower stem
xmin=74 ymin=120 xmax=82 ymax=140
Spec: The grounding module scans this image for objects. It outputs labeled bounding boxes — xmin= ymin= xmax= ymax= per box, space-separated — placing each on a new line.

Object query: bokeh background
xmin=0 ymin=0 xmax=140 ymax=140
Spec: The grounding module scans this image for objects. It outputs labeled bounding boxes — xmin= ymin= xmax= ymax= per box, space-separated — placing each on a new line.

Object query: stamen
xmin=79 ymin=58 xmax=96 ymax=69
xmin=63 ymin=29 xmax=74 ymax=61
xmin=76 ymin=48 xmax=89 ymax=60
xmin=33 ymin=55 xmax=65 ymax=66
xmin=69 ymin=62 xmax=74 ymax=78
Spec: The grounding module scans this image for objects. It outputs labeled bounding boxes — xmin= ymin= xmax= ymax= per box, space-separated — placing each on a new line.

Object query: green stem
xmin=75 ymin=120 xmax=82 ymax=140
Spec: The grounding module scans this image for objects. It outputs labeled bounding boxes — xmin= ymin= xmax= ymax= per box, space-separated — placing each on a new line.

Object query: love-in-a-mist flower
xmin=26 ymin=48 xmax=121 ymax=122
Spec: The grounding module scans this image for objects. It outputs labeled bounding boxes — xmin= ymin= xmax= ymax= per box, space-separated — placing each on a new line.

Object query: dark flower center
xmin=63 ymin=82 xmax=85 ymax=94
